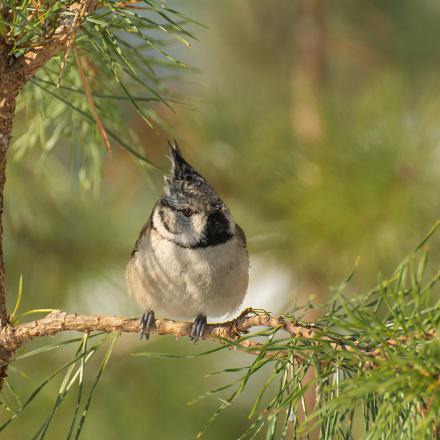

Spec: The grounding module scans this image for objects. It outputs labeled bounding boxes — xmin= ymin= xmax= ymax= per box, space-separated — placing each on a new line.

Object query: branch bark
xmin=0 ymin=309 xmax=436 ymax=363
xmin=0 ymin=75 xmax=22 ymax=385
xmin=0 ymin=75 xmax=19 ymax=327
xmin=0 ymin=310 xmax=310 ymax=352
xmin=6 ymin=0 xmax=98 ymax=85
xmin=8 ymin=25 xmax=69 ymax=85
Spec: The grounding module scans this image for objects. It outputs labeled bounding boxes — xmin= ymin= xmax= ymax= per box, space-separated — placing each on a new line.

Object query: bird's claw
xmin=140 ymin=310 xmax=155 ymax=340
xmin=190 ymin=314 xmax=207 ymax=344
xmin=236 ymin=307 xmax=255 ymax=321
xmin=231 ymin=307 xmax=255 ymax=337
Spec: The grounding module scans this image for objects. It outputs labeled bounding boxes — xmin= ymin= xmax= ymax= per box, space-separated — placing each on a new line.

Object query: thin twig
xmin=73 ymin=48 xmax=112 ymax=155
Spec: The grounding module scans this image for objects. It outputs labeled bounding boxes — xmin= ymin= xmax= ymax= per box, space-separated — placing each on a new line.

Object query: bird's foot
xmin=140 ymin=310 xmax=155 ymax=340
xmin=236 ymin=307 xmax=255 ymax=321
xmin=190 ymin=314 xmax=207 ymax=344
xmin=231 ymin=307 xmax=255 ymax=337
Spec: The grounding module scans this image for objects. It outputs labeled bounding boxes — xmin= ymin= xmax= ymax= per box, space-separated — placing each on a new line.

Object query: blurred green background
xmin=4 ymin=0 xmax=440 ymax=438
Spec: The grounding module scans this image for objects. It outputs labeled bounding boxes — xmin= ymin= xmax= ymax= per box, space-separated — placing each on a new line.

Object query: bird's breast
xmin=127 ymin=227 xmax=249 ymax=319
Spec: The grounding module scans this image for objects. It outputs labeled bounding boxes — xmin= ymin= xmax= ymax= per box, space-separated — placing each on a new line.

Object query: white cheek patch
xmin=190 ymin=213 xmax=206 ymax=235
xmin=153 ymin=209 xmax=205 ymax=247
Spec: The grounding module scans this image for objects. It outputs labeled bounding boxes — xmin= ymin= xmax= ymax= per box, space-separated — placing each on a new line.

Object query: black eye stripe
xmin=160 ymin=199 xmax=197 ymax=216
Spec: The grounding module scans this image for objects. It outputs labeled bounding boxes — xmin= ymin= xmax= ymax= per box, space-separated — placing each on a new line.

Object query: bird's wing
xmin=131 ymin=211 xmax=153 ymax=257
xmin=235 ymin=223 xmax=247 ymax=249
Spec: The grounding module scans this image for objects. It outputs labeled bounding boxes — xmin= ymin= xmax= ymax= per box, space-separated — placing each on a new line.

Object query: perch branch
xmin=0 ymin=309 xmax=436 ymax=365
xmin=0 ymin=309 xmax=300 ymax=352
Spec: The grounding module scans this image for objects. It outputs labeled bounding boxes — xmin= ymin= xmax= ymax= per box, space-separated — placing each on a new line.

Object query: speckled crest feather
xmin=164 ymin=140 xmax=220 ymax=209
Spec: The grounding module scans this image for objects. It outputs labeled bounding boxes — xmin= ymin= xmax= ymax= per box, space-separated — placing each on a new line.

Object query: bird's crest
xmin=163 ymin=140 xmax=215 ymax=204
xmin=169 ymin=140 xmax=200 ymax=181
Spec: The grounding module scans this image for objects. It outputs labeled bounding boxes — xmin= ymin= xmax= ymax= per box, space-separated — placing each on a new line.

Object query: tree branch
xmin=0 ymin=309 xmax=296 ymax=352
xmin=8 ymin=0 xmax=98 ymax=86
xmin=8 ymin=25 xmax=70 ymax=86
xmin=0 ymin=309 xmax=436 ymax=364
xmin=0 ymin=79 xmax=19 ymax=329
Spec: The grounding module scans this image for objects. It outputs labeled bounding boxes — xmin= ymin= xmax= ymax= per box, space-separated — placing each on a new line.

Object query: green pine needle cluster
xmin=136 ymin=223 xmax=440 ymax=439
xmin=5 ymin=0 xmax=196 ymax=191
xmin=3 ymin=224 xmax=435 ymax=438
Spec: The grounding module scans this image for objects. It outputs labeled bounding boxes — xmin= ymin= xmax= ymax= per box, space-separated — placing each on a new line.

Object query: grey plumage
xmin=126 ymin=141 xmax=249 ymax=339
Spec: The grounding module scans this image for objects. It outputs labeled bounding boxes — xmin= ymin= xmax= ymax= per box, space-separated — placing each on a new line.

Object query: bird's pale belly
xmin=126 ymin=231 xmax=249 ymax=320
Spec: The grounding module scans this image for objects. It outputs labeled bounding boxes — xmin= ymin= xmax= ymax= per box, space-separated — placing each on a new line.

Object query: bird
xmin=126 ymin=140 xmax=249 ymax=342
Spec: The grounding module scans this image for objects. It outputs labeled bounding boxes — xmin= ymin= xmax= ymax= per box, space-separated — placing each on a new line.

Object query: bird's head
xmin=153 ymin=141 xmax=235 ymax=248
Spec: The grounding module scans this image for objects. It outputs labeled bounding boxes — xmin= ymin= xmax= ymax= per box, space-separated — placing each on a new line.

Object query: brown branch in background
xmin=57 ymin=0 xmax=93 ymax=85
xmin=74 ymin=48 xmax=112 ymax=155
xmin=7 ymin=0 xmax=98 ymax=87
xmin=0 ymin=31 xmax=20 ymax=386
xmin=0 ymin=94 xmax=14 ymax=329
xmin=0 ymin=6 xmax=15 ymax=329
xmin=291 ymin=0 xmax=326 ymax=143
xmin=8 ymin=24 xmax=70 ymax=88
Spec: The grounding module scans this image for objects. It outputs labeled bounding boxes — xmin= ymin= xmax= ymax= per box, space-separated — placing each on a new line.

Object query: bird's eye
xmin=182 ymin=208 xmax=194 ymax=217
